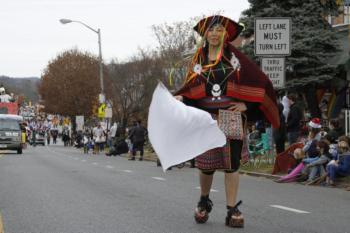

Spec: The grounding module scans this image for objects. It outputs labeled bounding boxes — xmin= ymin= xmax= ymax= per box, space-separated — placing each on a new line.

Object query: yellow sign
xmin=98 ymin=104 xmax=106 ymax=118
xmin=64 ymin=117 xmax=70 ymax=126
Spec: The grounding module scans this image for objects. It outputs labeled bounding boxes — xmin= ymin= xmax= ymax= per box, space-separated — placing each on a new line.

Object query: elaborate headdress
xmin=193 ymin=15 xmax=244 ymax=42
xmin=185 ymin=15 xmax=244 ymax=83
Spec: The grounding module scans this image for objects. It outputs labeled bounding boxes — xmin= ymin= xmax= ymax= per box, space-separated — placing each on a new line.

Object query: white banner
xmin=76 ymin=116 xmax=84 ymax=131
xmin=148 ymin=82 xmax=226 ymax=171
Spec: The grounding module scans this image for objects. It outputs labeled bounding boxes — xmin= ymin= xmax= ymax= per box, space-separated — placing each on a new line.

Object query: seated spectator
xmin=272 ymin=142 xmax=304 ymax=175
xmin=275 ymin=119 xmax=323 ymax=182
xmin=298 ymin=140 xmax=332 ymax=183
xmin=325 ymin=119 xmax=344 ymax=144
xmin=106 ymin=138 xmax=129 ymax=156
xmin=302 ymin=118 xmax=322 ymax=158
xmin=326 ymin=139 xmax=350 ymax=186
xmin=249 ymin=124 xmax=261 ymax=141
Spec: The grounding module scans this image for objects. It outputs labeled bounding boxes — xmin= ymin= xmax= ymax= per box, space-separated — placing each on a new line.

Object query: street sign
xmin=99 ymin=93 xmax=105 ymax=104
xmin=63 ymin=117 xmax=70 ymax=126
xmin=105 ymin=107 xmax=112 ymax=118
xmin=76 ymin=115 xmax=84 ymax=131
xmin=261 ymin=57 xmax=285 ymax=89
xmin=98 ymin=103 xmax=106 ymax=118
xmin=255 ymin=18 xmax=291 ymax=56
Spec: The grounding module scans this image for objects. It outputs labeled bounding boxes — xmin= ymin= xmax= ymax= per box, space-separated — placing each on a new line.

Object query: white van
xmin=0 ymin=114 xmax=23 ymax=154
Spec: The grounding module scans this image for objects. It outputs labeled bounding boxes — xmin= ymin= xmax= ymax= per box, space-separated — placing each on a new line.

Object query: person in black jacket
xmin=286 ymin=93 xmax=303 ymax=145
xmin=128 ymin=120 xmax=148 ymax=161
xmin=273 ymin=102 xmax=286 ymax=154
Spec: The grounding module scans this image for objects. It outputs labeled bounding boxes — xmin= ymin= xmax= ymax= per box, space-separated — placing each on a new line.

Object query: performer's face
xmin=206 ymin=24 xmax=226 ymax=47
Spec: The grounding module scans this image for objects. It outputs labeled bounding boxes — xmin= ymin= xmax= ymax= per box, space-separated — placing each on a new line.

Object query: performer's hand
xmin=228 ymin=102 xmax=247 ymax=112
xmin=174 ymin=95 xmax=183 ymax=102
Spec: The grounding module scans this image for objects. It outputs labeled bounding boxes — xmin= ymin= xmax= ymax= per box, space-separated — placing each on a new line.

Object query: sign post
xmin=255 ymin=17 xmax=291 ymax=89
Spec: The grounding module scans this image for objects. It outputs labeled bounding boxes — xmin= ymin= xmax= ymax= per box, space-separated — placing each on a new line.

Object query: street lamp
xmin=59 ymin=18 xmax=105 ymax=103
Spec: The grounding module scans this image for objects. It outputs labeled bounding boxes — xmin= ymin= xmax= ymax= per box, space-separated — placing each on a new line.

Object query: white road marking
xmin=152 ymin=177 xmax=166 ymax=181
xmin=122 ymin=170 xmax=133 ymax=173
xmin=81 ymin=159 xmax=86 ymax=162
xmin=195 ymin=187 xmax=219 ymax=192
xmin=106 ymin=165 xmax=114 ymax=169
xmin=92 ymin=162 xmax=99 ymax=166
xmin=270 ymin=205 xmax=310 ymax=214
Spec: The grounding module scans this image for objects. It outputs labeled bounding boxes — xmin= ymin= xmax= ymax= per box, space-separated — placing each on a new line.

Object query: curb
xmin=239 ymin=170 xmax=281 ymax=179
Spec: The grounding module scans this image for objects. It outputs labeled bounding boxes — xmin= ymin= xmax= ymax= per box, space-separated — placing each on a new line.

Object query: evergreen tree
xmin=240 ymin=0 xmax=340 ymax=89
xmin=239 ymin=0 xmax=341 ymax=117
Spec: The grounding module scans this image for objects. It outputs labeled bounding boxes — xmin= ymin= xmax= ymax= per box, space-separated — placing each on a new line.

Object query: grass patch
xmin=240 ymin=162 xmax=274 ymax=174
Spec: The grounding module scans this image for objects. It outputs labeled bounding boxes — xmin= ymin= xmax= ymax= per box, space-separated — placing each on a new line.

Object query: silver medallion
xmin=211 ymin=84 xmax=222 ymax=97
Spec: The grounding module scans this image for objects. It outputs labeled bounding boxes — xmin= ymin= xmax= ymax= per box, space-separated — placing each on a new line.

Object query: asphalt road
xmin=0 ymin=143 xmax=349 ymax=233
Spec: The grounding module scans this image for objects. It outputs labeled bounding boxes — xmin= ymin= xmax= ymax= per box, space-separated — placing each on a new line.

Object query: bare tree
xmin=151 ymin=18 xmax=199 ymax=89
xmin=107 ymin=50 xmax=162 ymax=131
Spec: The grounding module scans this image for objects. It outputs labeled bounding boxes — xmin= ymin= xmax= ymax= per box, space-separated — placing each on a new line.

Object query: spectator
xmin=108 ymin=122 xmax=118 ymax=148
xmin=286 ymin=93 xmax=303 ymax=145
xmin=128 ymin=120 xmax=148 ymax=161
xmin=46 ymin=129 xmax=51 ymax=145
xmin=299 ymin=140 xmax=332 ymax=183
xmin=281 ymin=95 xmax=290 ymax=123
xmin=93 ymin=123 xmax=105 ymax=154
xmin=302 ymin=118 xmax=322 ymax=158
xmin=105 ymin=138 xmax=129 ymax=156
xmin=326 ymin=139 xmax=350 ymax=186
xmin=325 ymin=119 xmax=344 ymax=144
xmin=273 ymin=102 xmax=287 ymax=154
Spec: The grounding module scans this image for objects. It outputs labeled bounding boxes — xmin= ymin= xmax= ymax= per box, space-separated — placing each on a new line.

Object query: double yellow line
xmin=0 ymin=212 xmax=4 ymax=233
xmin=0 ymin=157 xmax=4 ymax=232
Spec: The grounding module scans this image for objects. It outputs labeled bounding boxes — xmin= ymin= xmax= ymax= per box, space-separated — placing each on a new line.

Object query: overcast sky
xmin=0 ymin=0 xmax=249 ymax=77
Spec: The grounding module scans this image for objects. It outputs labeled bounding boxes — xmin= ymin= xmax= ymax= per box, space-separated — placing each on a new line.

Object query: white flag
xmin=148 ymin=82 xmax=226 ymax=171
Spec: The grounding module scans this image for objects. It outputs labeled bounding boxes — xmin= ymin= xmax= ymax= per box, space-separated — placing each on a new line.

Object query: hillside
xmin=0 ymin=76 xmax=40 ymax=102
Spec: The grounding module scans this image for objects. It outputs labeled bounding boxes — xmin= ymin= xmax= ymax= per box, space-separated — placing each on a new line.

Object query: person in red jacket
xmin=174 ymin=15 xmax=279 ymax=228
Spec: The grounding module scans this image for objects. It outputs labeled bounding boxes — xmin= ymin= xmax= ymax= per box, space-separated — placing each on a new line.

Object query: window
xmin=0 ymin=119 xmax=20 ymax=130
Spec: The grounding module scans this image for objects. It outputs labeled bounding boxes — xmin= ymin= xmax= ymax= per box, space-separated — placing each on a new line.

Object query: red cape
xmin=175 ymin=44 xmax=280 ymax=129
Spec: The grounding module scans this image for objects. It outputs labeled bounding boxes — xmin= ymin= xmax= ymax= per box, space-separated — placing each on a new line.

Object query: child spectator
xmin=326 ymin=139 xmax=350 ymax=186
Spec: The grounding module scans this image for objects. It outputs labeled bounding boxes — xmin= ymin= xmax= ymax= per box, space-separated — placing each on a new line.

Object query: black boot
xmin=194 ymin=195 xmax=213 ymax=224
xmin=226 ymin=200 xmax=244 ymax=228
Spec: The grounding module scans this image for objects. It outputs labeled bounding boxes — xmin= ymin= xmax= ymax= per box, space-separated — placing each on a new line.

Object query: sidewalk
xmin=141 ymin=148 xmax=350 ymax=190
